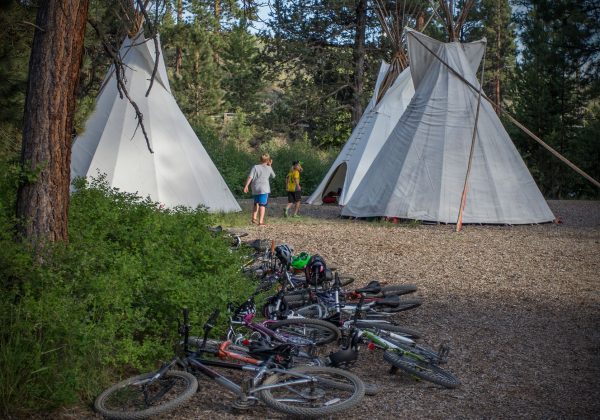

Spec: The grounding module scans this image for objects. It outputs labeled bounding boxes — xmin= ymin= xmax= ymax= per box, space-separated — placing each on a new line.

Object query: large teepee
xmin=71 ymin=32 xmax=241 ymax=212
xmin=307 ymin=1 xmax=421 ymax=206
xmin=342 ymin=29 xmax=554 ymax=224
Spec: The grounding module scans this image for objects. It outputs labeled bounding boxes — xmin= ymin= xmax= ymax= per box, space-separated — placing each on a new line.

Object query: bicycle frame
xmin=183 ymin=352 xmax=317 ymax=401
xmin=227 ymin=312 xmax=316 ymax=348
xmin=357 ymin=328 xmax=437 ymax=364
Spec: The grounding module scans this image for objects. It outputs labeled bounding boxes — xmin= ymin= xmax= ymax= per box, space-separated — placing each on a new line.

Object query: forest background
xmin=0 ymin=0 xmax=598 ymax=417
xmin=1 ymin=0 xmax=598 ymax=199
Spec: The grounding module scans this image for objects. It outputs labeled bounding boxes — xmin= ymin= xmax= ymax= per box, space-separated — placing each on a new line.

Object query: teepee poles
xmin=456 ymin=49 xmax=486 ymax=232
xmin=373 ymin=0 xmax=423 ymax=103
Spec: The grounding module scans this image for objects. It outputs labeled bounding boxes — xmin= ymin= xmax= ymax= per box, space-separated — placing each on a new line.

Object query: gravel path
xmin=82 ymin=200 xmax=600 ymax=419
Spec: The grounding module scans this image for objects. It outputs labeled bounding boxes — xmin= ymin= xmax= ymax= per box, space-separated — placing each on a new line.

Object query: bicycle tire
xmin=354 ymin=321 xmax=421 ymax=339
xmin=294 ymin=303 xmax=328 ymax=319
xmin=383 ymin=350 xmax=460 ymax=388
xmin=258 ymin=366 xmax=365 ymax=417
xmin=380 ymin=284 xmax=418 ymax=296
xmin=373 ymin=298 xmax=422 ymax=312
xmin=94 ymin=370 xmax=198 ymax=419
xmin=267 ymin=318 xmax=341 ymax=345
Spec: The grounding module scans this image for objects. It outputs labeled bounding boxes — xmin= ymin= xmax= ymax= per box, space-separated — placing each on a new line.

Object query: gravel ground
xmin=79 ymin=199 xmax=599 ymax=419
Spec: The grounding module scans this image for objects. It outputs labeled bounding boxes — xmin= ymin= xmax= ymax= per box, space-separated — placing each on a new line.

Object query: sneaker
xmin=292 ymin=214 xmax=301 ymax=218
xmin=283 ymin=208 xmax=289 ymax=218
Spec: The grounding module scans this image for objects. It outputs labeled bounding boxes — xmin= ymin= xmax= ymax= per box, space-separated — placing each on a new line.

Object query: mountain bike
xmin=226 ymin=287 xmax=341 ymax=347
xmin=94 ymin=308 xmax=365 ymax=419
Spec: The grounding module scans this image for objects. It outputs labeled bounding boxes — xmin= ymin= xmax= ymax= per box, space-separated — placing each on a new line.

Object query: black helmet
xmin=305 ymin=254 xmax=327 ymax=286
xmin=275 ymin=244 xmax=293 ymax=267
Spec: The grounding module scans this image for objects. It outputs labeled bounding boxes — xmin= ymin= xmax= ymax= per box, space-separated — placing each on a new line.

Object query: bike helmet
xmin=305 ymin=254 xmax=327 ymax=286
xmin=230 ymin=299 xmax=256 ymax=321
xmin=291 ymin=251 xmax=311 ymax=270
xmin=275 ymin=244 xmax=293 ymax=267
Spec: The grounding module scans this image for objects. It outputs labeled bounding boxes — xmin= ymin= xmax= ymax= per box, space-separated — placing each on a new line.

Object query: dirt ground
xmin=85 ymin=199 xmax=600 ymax=419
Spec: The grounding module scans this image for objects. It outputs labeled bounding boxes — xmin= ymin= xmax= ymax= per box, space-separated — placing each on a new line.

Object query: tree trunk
xmin=175 ymin=0 xmax=183 ymax=77
xmin=494 ymin=15 xmax=502 ymax=114
xmin=351 ymin=0 xmax=367 ymax=128
xmin=214 ymin=0 xmax=221 ymax=31
xmin=16 ymin=0 xmax=90 ymax=246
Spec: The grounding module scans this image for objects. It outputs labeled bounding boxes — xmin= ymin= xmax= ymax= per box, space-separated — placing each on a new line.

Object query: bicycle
xmin=94 ymin=308 xmax=365 ymax=419
xmin=226 ymin=286 xmax=341 ymax=347
xmin=343 ymin=296 xmax=459 ymax=389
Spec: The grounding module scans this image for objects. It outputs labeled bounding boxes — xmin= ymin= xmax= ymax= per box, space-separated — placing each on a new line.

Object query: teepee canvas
xmin=342 ymin=30 xmax=554 ymax=224
xmin=71 ymin=32 xmax=241 ymax=212
xmin=306 ymin=62 xmax=415 ymax=205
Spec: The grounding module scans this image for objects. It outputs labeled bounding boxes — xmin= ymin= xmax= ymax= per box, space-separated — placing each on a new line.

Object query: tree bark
xmin=494 ymin=15 xmax=502 ymax=114
xmin=175 ymin=0 xmax=183 ymax=77
xmin=214 ymin=0 xmax=221 ymax=31
xmin=351 ymin=0 xmax=367 ymax=128
xmin=16 ymin=0 xmax=90 ymax=245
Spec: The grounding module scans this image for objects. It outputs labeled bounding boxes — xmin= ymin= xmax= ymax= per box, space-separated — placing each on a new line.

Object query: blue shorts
xmin=253 ymin=193 xmax=269 ymax=206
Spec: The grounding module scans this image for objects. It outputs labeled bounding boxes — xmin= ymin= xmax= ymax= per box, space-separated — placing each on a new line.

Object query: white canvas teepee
xmin=342 ymin=30 xmax=554 ymax=224
xmin=306 ymin=62 xmax=415 ymax=205
xmin=71 ymin=33 xmax=241 ymax=212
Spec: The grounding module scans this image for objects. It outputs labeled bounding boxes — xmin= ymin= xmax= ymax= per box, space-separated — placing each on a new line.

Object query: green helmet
xmin=291 ymin=252 xmax=311 ymax=269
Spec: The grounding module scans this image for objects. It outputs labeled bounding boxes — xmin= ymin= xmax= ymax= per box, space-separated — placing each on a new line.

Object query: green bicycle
xmin=358 ymin=326 xmax=459 ymax=388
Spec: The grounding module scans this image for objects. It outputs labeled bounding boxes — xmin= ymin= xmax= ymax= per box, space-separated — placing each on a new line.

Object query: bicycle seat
xmin=248 ymin=340 xmax=293 ymax=360
xmin=372 ymin=295 xmax=400 ymax=307
xmin=326 ymin=347 xmax=358 ymax=368
xmin=354 ymin=280 xmax=381 ymax=295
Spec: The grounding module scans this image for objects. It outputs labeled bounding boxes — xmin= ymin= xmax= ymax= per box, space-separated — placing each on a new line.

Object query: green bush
xmin=199 ymin=125 xmax=336 ymax=198
xmin=0 ymin=176 xmax=255 ymax=417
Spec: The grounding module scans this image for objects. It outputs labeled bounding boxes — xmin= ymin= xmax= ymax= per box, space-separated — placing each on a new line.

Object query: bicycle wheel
xmin=354 ymin=321 xmax=421 ymax=339
xmin=380 ymin=284 xmax=418 ymax=296
xmin=373 ymin=298 xmax=422 ymax=312
xmin=94 ymin=370 xmax=198 ymax=419
xmin=294 ymin=303 xmax=328 ymax=319
xmin=258 ymin=366 xmax=365 ymax=417
xmin=383 ymin=350 xmax=460 ymax=388
xmin=267 ymin=318 xmax=341 ymax=345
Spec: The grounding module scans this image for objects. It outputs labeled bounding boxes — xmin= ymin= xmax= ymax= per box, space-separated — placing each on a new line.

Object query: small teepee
xmin=306 ymin=1 xmax=421 ymax=206
xmin=342 ymin=29 xmax=554 ymax=224
xmin=71 ymin=32 xmax=241 ymax=212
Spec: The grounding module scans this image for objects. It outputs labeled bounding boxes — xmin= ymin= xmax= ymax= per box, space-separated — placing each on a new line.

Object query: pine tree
xmin=221 ymin=20 xmax=266 ymax=115
xmin=512 ymin=0 xmax=599 ymax=198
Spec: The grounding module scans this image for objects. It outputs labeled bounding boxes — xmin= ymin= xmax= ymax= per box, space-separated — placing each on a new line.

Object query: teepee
xmin=71 ymin=32 xmax=241 ymax=212
xmin=341 ymin=29 xmax=554 ymax=224
xmin=306 ymin=1 xmax=421 ymax=206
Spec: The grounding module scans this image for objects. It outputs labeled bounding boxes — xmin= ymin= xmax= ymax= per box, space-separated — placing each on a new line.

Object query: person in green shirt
xmin=284 ymin=161 xmax=302 ymax=218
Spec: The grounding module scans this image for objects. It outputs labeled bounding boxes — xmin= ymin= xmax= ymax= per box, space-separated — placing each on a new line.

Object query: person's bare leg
xmin=252 ymin=204 xmax=259 ymax=223
xmin=258 ymin=206 xmax=266 ymax=224
xmin=293 ymin=201 xmax=301 ymax=216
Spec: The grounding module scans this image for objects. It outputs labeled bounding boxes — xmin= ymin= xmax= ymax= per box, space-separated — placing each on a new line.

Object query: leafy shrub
xmin=199 ymin=125 xmax=336 ymax=198
xmin=0 ymin=176 xmax=255 ymax=417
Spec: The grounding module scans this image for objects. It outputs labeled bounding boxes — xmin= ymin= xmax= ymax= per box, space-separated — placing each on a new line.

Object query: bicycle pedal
xmin=232 ymin=398 xmax=256 ymax=411
xmin=437 ymin=342 xmax=450 ymax=364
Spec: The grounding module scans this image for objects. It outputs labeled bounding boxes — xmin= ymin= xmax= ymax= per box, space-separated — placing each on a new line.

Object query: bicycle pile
xmin=94 ymin=230 xmax=460 ymax=419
